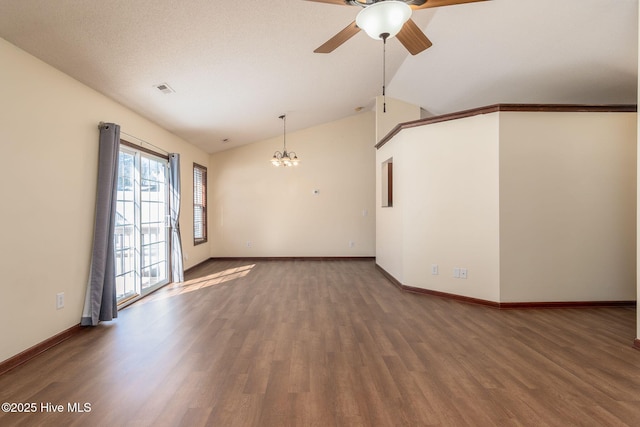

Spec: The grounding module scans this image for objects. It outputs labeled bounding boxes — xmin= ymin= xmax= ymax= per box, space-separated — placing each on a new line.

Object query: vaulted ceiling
xmin=0 ymin=0 xmax=636 ymax=153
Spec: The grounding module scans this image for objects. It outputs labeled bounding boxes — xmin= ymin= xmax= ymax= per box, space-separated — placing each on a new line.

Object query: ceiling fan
xmin=308 ymin=0 xmax=489 ymax=55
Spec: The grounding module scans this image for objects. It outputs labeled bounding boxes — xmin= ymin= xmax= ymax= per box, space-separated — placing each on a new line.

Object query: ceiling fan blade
xmin=314 ymin=21 xmax=361 ymax=53
xmin=396 ymin=19 xmax=433 ymax=55
xmin=304 ymin=0 xmax=348 ymax=5
xmin=412 ymin=0 xmax=489 ymax=10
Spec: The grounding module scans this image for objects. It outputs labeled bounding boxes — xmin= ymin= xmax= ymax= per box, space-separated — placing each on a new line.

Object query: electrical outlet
xmin=56 ymin=292 xmax=64 ymax=310
xmin=460 ymin=268 xmax=468 ymax=279
xmin=431 ymin=264 xmax=438 ymax=275
xmin=349 ymin=241 xmax=355 ymax=248
xmin=246 ymin=241 xmax=252 ymax=248
xmin=453 ymin=268 xmax=460 ymax=278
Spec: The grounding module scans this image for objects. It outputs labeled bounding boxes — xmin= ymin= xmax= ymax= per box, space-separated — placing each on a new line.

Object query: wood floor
xmin=1 ymin=259 xmax=639 ymax=426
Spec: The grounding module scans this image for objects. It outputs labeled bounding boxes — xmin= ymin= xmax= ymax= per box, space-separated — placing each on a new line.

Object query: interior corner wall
xmin=499 ymin=111 xmax=637 ymax=302
xmin=0 ymin=38 xmax=210 ymax=363
xmin=208 ymin=112 xmax=376 ymax=257
xmin=376 ymin=137 xmax=404 ymax=282
xmin=376 ymin=113 xmax=501 ymax=301
xmin=375 ymin=96 xmax=421 ymax=142
xmin=637 ymin=2 xmax=639 ymax=341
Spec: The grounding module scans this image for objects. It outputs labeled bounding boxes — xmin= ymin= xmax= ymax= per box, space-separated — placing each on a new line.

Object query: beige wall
xmin=375 ymin=96 xmax=421 ymax=143
xmin=376 ymin=113 xmax=501 ymax=301
xmin=0 ymin=38 xmax=210 ymax=363
xmin=500 ymin=112 xmax=637 ymax=302
xmin=209 ymin=112 xmax=376 ymax=257
xmin=377 ymin=109 xmax=636 ymax=303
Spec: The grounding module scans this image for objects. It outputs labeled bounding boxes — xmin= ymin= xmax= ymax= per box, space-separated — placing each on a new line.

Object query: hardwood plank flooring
xmin=0 ymin=259 xmax=639 ymax=426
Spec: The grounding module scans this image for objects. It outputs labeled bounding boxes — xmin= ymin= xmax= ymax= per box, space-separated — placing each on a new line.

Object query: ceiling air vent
xmin=154 ymin=82 xmax=175 ymax=94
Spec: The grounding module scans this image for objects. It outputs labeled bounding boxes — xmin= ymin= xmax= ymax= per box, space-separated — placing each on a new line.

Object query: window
xmin=193 ymin=163 xmax=207 ymax=245
xmin=381 ymin=158 xmax=393 ymax=207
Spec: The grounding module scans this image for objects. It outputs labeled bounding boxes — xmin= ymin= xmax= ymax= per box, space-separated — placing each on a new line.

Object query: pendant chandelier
xmin=270 ymin=114 xmax=299 ymax=167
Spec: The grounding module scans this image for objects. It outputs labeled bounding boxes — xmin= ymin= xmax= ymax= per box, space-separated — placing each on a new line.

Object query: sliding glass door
xmin=115 ymin=146 xmax=170 ymax=304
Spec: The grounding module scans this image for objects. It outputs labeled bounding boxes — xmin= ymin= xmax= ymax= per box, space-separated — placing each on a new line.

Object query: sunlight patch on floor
xmin=142 ymin=264 xmax=256 ymax=303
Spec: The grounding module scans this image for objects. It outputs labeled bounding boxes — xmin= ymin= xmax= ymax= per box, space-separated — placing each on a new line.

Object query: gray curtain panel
xmin=81 ymin=123 xmax=120 ymax=326
xmin=169 ymin=153 xmax=184 ymax=283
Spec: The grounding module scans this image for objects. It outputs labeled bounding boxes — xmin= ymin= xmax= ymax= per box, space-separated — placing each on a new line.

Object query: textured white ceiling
xmin=0 ymin=0 xmax=637 ymax=153
xmin=390 ymin=0 xmax=638 ymax=116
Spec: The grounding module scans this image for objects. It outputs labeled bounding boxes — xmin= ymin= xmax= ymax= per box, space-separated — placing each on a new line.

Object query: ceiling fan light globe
xmin=356 ymin=1 xmax=412 ymax=40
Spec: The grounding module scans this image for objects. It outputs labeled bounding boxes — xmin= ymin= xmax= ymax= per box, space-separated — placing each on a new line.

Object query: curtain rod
xmin=119 ymin=130 xmax=170 ymax=155
xmin=98 ymin=122 xmax=171 ymax=155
